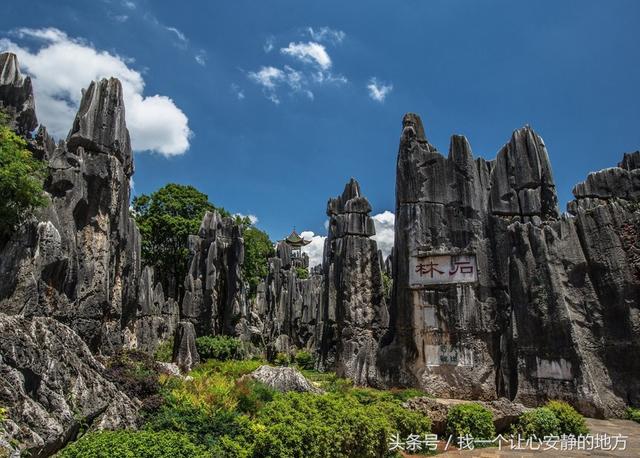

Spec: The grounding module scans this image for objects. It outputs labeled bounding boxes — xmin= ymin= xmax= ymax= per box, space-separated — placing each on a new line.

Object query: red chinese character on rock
xmin=415 ymin=262 xmax=444 ymax=278
xmin=449 ymin=261 xmax=473 ymax=276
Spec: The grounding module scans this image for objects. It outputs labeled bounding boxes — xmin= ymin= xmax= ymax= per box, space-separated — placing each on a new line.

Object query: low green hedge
xmin=513 ymin=401 xmax=588 ymax=438
xmin=446 ymin=403 xmax=495 ymax=440
xmin=196 ymin=335 xmax=245 ymax=361
xmin=58 ymin=431 xmax=208 ymax=458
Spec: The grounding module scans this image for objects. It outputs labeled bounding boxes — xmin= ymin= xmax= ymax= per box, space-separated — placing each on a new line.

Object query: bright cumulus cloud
xmin=300 ymin=231 xmax=326 ymax=268
xmin=300 ymin=212 xmax=394 ymax=269
xmin=367 ymin=77 xmax=393 ymax=102
xmin=371 ymin=211 xmax=394 ymax=261
xmin=0 ymin=27 xmax=191 ymax=156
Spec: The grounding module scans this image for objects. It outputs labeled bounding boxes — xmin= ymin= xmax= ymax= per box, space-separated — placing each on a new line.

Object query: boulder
xmin=246 ymin=365 xmax=322 ymax=393
xmin=0 ymin=314 xmax=137 ymax=457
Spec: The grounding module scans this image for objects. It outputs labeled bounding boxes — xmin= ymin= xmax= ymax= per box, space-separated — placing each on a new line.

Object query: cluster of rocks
xmin=1 ymin=49 xmax=640 ymax=454
xmin=379 ymin=113 xmax=640 ymax=418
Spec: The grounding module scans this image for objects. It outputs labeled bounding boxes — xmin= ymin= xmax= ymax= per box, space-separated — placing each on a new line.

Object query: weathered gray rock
xmin=0 ymin=52 xmax=37 ymax=135
xmin=172 ymin=322 xmax=200 ymax=372
xmin=318 ymin=179 xmax=388 ymax=386
xmin=0 ymin=314 xmax=137 ymax=457
xmin=181 ymin=211 xmax=248 ymax=338
xmin=0 ymin=71 xmax=142 ymax=354
xmin=246 ymin=365 xmax=322 ymax=393
xmin=380 ymin=112 xmax=640 ymax=418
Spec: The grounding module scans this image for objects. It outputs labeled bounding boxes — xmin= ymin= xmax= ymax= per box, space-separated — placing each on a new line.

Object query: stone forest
xmin=0 ymin=50 xmax=639 ymax=457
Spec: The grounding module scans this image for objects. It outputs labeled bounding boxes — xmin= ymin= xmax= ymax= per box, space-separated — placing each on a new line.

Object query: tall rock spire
xmin=0 ymin=52 xmax=37 ymax=135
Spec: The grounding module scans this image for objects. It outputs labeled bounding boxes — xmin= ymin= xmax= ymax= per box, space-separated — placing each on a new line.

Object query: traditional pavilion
xmin=283 ymin=229 xmax=311 ymax=259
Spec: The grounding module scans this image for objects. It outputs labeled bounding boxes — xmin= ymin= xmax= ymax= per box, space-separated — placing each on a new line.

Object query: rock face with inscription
xmin=318 ymin=179 xmax=388 ymax=385
xmin=380 ymin=113 xmax=640 ymax=417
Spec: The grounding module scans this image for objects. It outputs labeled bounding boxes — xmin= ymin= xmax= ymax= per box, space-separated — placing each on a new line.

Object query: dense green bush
xmin=545 ymin=400 xmax=588 ymax=435
xmin=512 ymin=407 xmax=561 ymax=439
xmin=251 ymin=392 xmax=430 ymax=458
xmin=58 ymin=431 xmax=208 ymax=458
xmin=295 ymin=266 xmax=309 ymax=279
xmin=446 ymin=403 xmax=495 ymax=440
xmin=273 ymin=352 xmax=290 ymax=366
xmin=626 ymin=407 xmax=640 ymax=423
xmin=294 ymin=350 xmax=315 ymax=370
xmin=196 ymin=335 xmax=245 ymax=361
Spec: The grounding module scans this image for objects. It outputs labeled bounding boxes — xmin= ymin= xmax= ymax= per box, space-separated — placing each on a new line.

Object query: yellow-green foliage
xmin=0 ymin=113 xmax=46 ymax=240
xmin=154 ymin=338 xmax=174 ymax=363
xmin=545 ymin=400 xmax=588 ymax=435
xmin=446 ymin=403 xmax=496 ymax=440
xmin=57 ymin=431 xmax=209 ymax=458
xmin=626 ymin=407 xmax=640 ymax=423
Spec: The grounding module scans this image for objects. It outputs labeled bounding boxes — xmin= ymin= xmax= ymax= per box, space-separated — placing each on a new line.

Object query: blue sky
xmin=1 ymin=0 xmax=639 ymax=264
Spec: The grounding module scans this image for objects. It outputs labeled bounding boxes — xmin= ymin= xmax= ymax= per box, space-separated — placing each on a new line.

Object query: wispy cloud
xmin=122 ymin=0 xmax=136 ymax=9
xmin=195 ymin=50 xmax=206 ymax=66
xmin=231 ymin=83 xmax=245 ymax=100
xmin=165 ymin=26 xmax=187 ymax=44
xmin=367 ymin=77 xmax=393 ymax=102
xmin=306 ymin=27 xmax=345 ymax=45
xmin=263 ymin=36 xmax=274 ymax=53
xmin=281 ymin=41 xmax=331 ymax=70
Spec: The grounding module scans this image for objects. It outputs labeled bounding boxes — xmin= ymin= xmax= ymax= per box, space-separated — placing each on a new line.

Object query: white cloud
xmin=1 ymin=27 xmax=191 ymax=156
xmin=234 ymin=213 xmax=259 ymax=225
xmin=122 ymin=1 xmax=136 ymax=9
xmin=300 ymin=231 xmax=326 ymax=268
xmin=306 ymin=27 xmax=345 ymax=45
xmin=248 ymin=65 xmax=315 ymax=104
xmin=367 ymin=77 xmax=393 ymax=102
xmin=195 ymin=50 xmax=206 ymax=66
xmin=263 ymin=36 xmax=274 ymax=53
xmin=371 ymin=211 xmax=394 ymax=261
xmin=165 ymin=26 xmax=187 ymax=43
xmin=281 ymin=41 xmax=331 ymax=70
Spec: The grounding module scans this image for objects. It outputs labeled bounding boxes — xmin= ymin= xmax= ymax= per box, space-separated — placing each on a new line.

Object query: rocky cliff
xmin=380 ymin=113 xmax=640 ymax=417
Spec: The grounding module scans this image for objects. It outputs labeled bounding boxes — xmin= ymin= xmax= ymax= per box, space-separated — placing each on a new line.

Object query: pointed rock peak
xmin=401 ymin=112 xmax=427 ymax=143
xmin=618 ymin=151 xmax=640 ymax=171
xmin=448 ymin=134 xmax=473 ymax=164
xmin=0 ymin=52 xmax=37 ymax=135
xmin=341 ymin=178 xmax=361 ymax=202
xmin=0 ymin=52 xmax=24 ymax=86
xmin=67 ymin=77 xmax=132 ymax=173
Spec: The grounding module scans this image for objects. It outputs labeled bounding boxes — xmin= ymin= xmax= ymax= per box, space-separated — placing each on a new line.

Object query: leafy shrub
xmin=294 ymin=350 xmax=314 ymax=370
xmin=233 ymin=379 xmax=276 ymax=416
xmin=626 ymin=407 xmax=640 ymax=423
xmin=194 ymin=359 xmax=263 ymax=379
xmin=389 ymin=387 xmax=431 ymax=402
xmin=105 ymin=350 xmax=160 ymax=401
xmin=273 ymin=352 xmax=290 ymax=366
xmin=446 ymin=403 xmax=495 ymax=440
xmin=295 ymin=266 xmax=309 ymax=279
xmin=0 ymin=112 xmax=47 ymax=242
xmin=512 ymin=407 xmax=561 ymax=439
xmin=196 ymin=335 xmax=245 ymax=361
xmin=145 ymin=391 xmax=250 ymax=450
xmin=58 ymin=431 xmax=208 ymax=458
xmin=545 ymin=400 xmax=588 ymax=435
xmin=251 ymin=392 xmax=430 ymax=458
xmin=154 ymin=338 xmax=174 ymax=363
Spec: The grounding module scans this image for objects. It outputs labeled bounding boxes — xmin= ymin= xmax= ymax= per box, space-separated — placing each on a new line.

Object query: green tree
xmin=132 ymin=184 xmax=228 ymax=299
xmin=243 ymin=225 xmax=274 ymax=295
xmin=0 ymin=111 xmax=46 ymax=243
